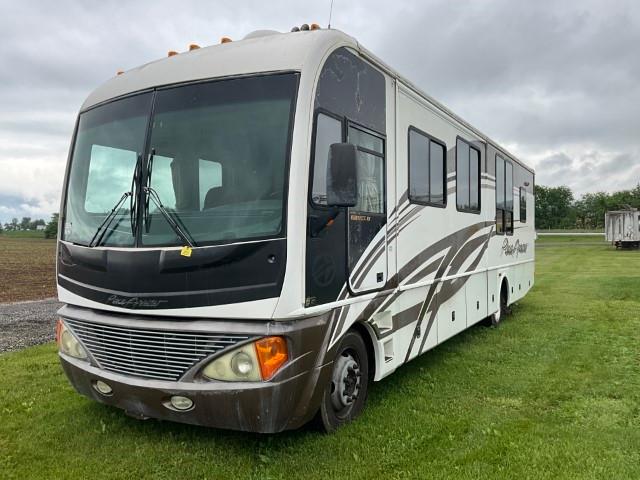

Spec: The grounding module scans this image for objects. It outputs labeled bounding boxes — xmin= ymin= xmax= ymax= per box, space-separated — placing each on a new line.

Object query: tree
xmin=0 ymin=223 xmax=3 ymax=234
xmin=10 ymin=218 xmax=18 ymax=231
xmin=19 ymin=217 xmax=32 ymax=230
xmin=535 ymin=185 xmax=574 ymax=229
xmin=29 ymin=218 xmax=46 ymax=230
xmin=44 ymin=213 xmax=59 ymax=239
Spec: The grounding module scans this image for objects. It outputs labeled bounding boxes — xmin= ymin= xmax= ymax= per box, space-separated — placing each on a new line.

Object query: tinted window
xmin=311 ymin=113 xmax=342 ymax=205
xmin=496 ymin=155 xmax=505 ymax=208
xmin=408 ymin=130 xmax=429 ymax=202
xmin=520 ymin=187 xmax=527 ymax=223
xmin=408 ymin=129 xmax=446 ymax=206
xmin=505 ymin=210 xmax=514 ymax=235
xmin=495 ymin=154 xmax=515 ymax=235
xmin=496 ymin=209 xmax=504 ymax=234
xmin=469 ymin=148 xmax=479 ymax=210
xmin=430 ymin=141 xmax=445 ymax=204
xmin=505 ymin=161 xmax=513 ymax=211
xmin=349 ymin=126 xmax=385 ymax=214
xmin=456 ymin=138 xmax=480 ymax=212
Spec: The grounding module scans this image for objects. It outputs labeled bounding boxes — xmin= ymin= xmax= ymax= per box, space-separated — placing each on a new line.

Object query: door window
xmin=347 ymin=125 xmax=386 ymax=274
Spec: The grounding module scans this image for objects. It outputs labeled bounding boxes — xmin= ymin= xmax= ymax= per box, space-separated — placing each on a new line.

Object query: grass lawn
xmin=0 ymin=230 xmax=47 ymax=239
xmin=1 ymin=237 xmax=639 ymax=479
xmin=0 ymin=236 xmax=56 ymax=302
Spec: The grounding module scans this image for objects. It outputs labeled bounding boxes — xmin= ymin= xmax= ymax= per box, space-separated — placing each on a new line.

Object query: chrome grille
xmin=64 ymin=318 xmax=251 ymax=381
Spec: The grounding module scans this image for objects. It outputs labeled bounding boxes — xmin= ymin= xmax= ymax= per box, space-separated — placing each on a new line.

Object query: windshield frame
xmin=60 ymin=71 xmax=300 ymax=249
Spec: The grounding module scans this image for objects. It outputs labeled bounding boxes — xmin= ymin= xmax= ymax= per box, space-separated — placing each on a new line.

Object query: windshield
xmin=62 ymin=73 xmax=298 ymax=247
xmin=63 ymin=93 xmax=152 ymax=247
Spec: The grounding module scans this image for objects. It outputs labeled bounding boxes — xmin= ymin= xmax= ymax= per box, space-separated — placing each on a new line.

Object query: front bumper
xmin=61 ymin=355 xmax=332 ymax=433
xmin=57 ymin=305 xmax=335 ymax=433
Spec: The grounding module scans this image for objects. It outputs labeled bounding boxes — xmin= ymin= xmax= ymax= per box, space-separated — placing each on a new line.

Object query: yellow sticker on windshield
xmin=180 ymin=246 xmax=192 ymax=257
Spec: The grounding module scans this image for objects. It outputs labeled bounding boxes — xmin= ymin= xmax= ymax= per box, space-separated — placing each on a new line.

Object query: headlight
xmin=55 ymin=319 xmax=87 ymax=360
xmin=202 ymin=336 xmax=288 ymax=382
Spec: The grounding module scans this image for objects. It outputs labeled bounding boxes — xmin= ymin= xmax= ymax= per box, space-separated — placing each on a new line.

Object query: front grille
xmin=64 ymin=318 xmax=251 ymax=381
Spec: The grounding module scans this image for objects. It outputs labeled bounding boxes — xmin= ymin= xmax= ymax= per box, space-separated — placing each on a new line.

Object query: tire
xmin=316 ymin=330 xmax=370 ymax=433
xmin=489 ymin=282 xmax=510 ymax=327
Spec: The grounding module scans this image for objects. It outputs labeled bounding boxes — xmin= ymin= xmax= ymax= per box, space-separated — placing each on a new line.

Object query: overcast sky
xmin=0 ymin=0 xmax=638 ymax=223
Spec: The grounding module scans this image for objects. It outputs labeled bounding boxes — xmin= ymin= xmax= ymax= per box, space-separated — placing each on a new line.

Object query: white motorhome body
xmin=56 ymin=28 xmax=535 ymax=432
xmin=605 ymin=209 xmax=640 ymax=248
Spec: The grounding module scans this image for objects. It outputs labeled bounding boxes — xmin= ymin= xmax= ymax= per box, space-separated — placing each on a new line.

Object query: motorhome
xmin=605 ymin=209 xmax=640 ymax=248
xmin=56 ymin=26 xmax=535 ymax=433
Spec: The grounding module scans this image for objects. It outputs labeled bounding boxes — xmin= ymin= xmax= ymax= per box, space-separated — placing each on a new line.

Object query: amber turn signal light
xmin=55 ymin=318 xmax=63 ymax=345
xmin=255 ymin=336 xmax=288 ymax=380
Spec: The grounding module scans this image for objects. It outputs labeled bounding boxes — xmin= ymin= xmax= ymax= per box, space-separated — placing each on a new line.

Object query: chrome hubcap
xmin=331 ymin=352 xmax=361 ymax=411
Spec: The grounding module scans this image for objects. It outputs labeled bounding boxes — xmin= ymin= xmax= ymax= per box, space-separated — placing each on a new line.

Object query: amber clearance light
xmin=255 ymin=336 xmax=288 ymax=380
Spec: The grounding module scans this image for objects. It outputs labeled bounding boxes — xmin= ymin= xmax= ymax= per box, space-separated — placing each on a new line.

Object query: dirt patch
xmin=0 ymin=236 xmax=57 ymax=303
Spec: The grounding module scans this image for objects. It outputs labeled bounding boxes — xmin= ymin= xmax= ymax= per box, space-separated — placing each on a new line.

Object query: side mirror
xmin=326 ymin=143 xmax=358 ymax=207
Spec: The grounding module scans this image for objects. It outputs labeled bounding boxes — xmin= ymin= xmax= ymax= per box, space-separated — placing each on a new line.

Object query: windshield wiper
xmin=89 ymin=191 xmax=131 ymax=247
xmin=143 ymin=186 xmax=197 ymax=248
xmin=129 ymin=154 xmax=143 ymax=235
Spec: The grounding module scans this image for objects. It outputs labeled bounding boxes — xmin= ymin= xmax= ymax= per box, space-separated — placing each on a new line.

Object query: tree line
xmin=0 ymin=185 xmax=636 ymax=238
xmin=536 ymin=184 xmax=640 ymax=230
xmin=0 ymin=214 xmax=59 ymax=238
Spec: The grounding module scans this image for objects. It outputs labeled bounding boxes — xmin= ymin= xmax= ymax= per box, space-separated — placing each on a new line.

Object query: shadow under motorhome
xmin=55 ymin=28 xmax=535 ymax=432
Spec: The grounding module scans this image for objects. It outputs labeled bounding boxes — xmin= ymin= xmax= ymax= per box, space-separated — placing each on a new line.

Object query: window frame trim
xmin=407 ymin=125 xmax=447 ymax=209
xmin=455 ymin=135 xmax=482 ymax=215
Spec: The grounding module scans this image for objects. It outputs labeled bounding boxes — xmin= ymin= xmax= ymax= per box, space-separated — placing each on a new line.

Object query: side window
xmin=505 ymin=161 xmax=513 ymax=235
xmin=349 ymin=125 xmax=385 ymax=214
xmin=199 ymin=159 xmax=223 ymax=210
xmin=456 ymin=138 xmax=481 ymax=212
xmin=519 ymin=187 xmax=527 ymax=223
xmin=495 ymin=154 xmax=514 ymax=235
xmin=408 ymin=128 xmax=446 ymax=206
xmin=311 ymin=113 xmax=342 ymax=205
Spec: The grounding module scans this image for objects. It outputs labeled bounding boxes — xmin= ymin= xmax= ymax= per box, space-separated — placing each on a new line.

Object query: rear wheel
xmin=317 ymin=330 xmax=369 ymax=433
xmin=490 ymin=282 xmax=510 ymax=327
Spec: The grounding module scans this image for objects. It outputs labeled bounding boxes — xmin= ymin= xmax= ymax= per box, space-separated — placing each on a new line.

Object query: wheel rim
xmin=330 ymin=349 xmax=362 ymax=417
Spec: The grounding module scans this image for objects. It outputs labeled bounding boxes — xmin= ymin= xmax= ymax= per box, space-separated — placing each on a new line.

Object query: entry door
xmin=347 ymin=124 xmax=388 ymax=293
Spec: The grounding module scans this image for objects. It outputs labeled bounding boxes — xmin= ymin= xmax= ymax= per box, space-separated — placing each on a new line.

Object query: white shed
xmin=605 ymin=209 xmax=640 ymax=248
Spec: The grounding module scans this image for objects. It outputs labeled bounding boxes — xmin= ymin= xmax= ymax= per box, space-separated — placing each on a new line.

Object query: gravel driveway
xmin=0 ymin=298 xmax=63 ymax=353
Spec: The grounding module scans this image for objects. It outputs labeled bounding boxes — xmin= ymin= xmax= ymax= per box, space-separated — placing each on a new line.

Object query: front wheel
xmin=316 ymin=330 xmax=369 ymax=433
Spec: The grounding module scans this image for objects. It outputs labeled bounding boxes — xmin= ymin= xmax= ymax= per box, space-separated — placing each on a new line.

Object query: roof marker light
xmin=291 ymin=26 xmax=300 ymax=32
xmin=189 ymin=44 xmax=200 ymax=51
xmin=220 ymin=36 xmax=232 ymax=44
xmin=310 ymin=23 xmax=321 ymax=30
xmin=116 ymin=70 xmax=124 ymax=75
xmin=167 ymin=50 xmax=178 ymax=57
xmin=300 ymin=23 xmax=310 ymax=31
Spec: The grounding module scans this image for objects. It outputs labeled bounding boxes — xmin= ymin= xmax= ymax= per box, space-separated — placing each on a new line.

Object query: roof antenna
xmin=328 ymin=0 xmax=335 ymax=29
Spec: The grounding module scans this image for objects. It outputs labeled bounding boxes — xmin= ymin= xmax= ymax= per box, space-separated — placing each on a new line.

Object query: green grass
xmin=537 ymin=229 xmax=604 ymax=234
xmin=536 ymin=234 xmax=605 ymax=245
xmin=0 ymin=230 xmax=46 ymax=239
xmin=1 ymin=238 xmax=639 ymax=479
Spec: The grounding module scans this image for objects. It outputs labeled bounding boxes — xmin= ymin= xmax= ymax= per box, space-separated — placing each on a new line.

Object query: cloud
xmin=0 ymin=0 xmax=638 ymax=223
